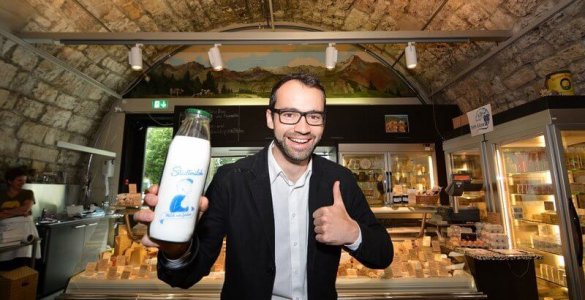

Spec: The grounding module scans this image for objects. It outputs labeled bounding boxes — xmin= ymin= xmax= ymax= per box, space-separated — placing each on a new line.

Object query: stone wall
xmin=435 ymin=0 xmax=585 ymax=114
xmin=0 ymin=37 xmax=116 ymax=184
xmin=1 ymin=0 xmax=585 ymax=185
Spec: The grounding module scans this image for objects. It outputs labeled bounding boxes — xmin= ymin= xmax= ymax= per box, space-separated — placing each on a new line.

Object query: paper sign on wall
xmin=466 ymin=103 xmax=493 ymax=136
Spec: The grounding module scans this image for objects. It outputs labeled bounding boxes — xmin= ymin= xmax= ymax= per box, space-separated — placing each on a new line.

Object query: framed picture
xmin=384 ymin=114 xmax=409 ymax=133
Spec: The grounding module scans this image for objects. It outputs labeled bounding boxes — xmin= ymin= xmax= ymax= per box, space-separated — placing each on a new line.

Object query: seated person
xmin=0 ymin=166 xmax=37 ymax=270
xmin=0 ymin=167 xmax=34 ymax=220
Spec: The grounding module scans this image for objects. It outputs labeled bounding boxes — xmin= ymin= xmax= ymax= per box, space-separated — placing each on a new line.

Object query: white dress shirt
xmin=267 ymin=143 xmax=362 ymax=300
xmin=268 ymin=143 xmax=311 ymax=300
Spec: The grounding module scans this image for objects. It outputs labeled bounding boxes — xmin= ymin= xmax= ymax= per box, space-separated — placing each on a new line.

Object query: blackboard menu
xmin=174 ymin=105 xmax=272 ymax=147
xmin=175 ymin=104 xmax=461 ymax=146
xmin=201 ymin=107 xmax=243 ymax=136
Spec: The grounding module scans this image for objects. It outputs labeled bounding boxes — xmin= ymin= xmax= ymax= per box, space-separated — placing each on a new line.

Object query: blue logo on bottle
xmin=160 ymin=177 xmax=198 ymax=224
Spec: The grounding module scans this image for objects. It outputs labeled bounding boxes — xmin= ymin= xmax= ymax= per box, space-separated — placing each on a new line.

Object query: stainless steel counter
xmin=36 ymin=216 xmax=110 ymax=297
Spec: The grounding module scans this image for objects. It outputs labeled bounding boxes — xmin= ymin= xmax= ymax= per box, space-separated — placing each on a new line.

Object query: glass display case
xmin=60 ymin=235 xmax=483 ymax=299
xmin=205 ymin=146 xmax=337 ymax=189
xmin=442 ymin=133 xmax=492 ymax=228
xmin=206 ymin=156 xmax=246 ymax=189
xmin=558 ymin=130 xmax=585 ymax=297
xmin=341 ymin=152 xmax=387 ymax=207
xmin=496 ymin=136 xmax=567 ymax=298
xmin=449 ymin=149 xmax=487 ymax=220
xmin=339 ymin=144 xmax=438 ymax=208
xmin=486 ymin=98 xmax=585 ymax=300
xmin=442 ymin=96 xmax=585 ymax=300
xmin=390 ymin=153 xmax=434 ymax=197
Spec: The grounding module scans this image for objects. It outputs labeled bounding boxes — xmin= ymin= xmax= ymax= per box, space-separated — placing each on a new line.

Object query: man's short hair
xmin=5 ymin=166 xmax=28 ymax=182
xmin=268 ymin=73 xmax=326 ymax=109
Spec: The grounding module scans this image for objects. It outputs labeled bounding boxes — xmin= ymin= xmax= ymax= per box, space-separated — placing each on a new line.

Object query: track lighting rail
xmin=18 ymin=30 xmax=510 ymax=45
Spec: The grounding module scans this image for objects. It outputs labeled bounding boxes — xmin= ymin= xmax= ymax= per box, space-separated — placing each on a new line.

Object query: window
xmin=142 ymin=127 xmax=173 ymax=192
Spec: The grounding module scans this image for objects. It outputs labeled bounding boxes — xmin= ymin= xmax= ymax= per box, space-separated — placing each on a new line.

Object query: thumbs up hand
xmin=312 ymin=181 xmax=360 ymax=245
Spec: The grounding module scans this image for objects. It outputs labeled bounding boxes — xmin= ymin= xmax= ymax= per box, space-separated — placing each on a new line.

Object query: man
xmin=0 ymin=167 xmax=37 ymax=270
xmin=0 ymin=167 xmax=34 ymax=220
xmin=135 ymin=73 xmax=393 ymax=299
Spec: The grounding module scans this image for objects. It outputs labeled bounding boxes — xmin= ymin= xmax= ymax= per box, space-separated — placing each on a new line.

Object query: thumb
xmin=199 ymin=196 xmax=209 ymax=213
xmin=332 ymin=181 xmax=345 ymax=208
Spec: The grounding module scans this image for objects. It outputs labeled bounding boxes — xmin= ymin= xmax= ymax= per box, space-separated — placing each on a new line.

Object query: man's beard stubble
xmin=273 ymin=134 xmax=319 ymax=165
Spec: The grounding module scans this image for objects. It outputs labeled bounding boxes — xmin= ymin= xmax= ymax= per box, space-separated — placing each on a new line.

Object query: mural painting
xmin=126 ymin=44 xmax=415 ymax=98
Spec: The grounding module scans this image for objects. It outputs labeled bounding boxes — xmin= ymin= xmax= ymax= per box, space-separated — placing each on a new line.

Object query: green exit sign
xmin=152 ymin=99 xmax=168 ymax=109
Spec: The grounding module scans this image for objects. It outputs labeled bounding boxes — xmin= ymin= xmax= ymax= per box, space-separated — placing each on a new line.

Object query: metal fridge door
xmin=546 ymin=124 xmax=585 ymax=300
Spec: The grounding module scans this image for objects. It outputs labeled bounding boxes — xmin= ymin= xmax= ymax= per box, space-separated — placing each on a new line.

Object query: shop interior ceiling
xmin=0 ymin=0 xmax=582 ymax=113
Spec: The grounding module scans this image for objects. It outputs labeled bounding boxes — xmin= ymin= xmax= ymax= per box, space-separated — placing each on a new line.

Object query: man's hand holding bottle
xmin=134 ymin=185 xmax=209 ymax=259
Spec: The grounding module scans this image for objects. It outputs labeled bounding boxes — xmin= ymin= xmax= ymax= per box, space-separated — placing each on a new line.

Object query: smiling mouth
xmin=289 ymin=137 xmax=311 ymax=144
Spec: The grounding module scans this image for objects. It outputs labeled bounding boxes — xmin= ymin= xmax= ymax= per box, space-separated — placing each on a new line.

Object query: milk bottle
xmin=150 ymin=108 xmax=211 ymax=242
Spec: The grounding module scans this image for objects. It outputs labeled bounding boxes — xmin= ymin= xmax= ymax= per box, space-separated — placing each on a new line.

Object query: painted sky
xmin=166 ymin=44 xmax=380 ymax=71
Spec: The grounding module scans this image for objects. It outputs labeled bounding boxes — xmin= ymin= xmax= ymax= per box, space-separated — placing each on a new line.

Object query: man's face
xmin=9 ymin=175 xmax=27 ymax=190
xmin=266 ymin=80 xmax=325 ymax=165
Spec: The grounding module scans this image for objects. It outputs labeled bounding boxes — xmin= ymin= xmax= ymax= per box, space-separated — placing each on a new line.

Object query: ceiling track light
xmin=128 ymin=43 xmax=143 ymax=71
xmin=405 ymin=42 xmax=417 ymax=69
xmin=208 ymin=44 xmax=224 ymax=71
xmin=325 ymin=43 xmax=338 ymax=70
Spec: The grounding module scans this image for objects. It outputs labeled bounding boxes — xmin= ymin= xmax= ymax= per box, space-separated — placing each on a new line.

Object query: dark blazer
xmin=158 ymin=147 xmax=393 ymax=299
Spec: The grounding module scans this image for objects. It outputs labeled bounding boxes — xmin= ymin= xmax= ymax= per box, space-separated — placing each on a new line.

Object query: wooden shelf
xmin=518 ymin=246 xmax=562 ymax=257
xmin=506 ymin=170 xmax=550 ymax=176
xmin=536 ymin=275 xmax=566 ymax=288
xmin=371 ymin=206 xmax=437 ymax=215
xmin=515 ymin=219 xmax=557 ymax=226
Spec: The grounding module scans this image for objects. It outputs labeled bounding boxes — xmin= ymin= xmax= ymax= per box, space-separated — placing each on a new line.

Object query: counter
xmin=58 ymin=273 xmax=485 ymax=299
xmin=372 ymin=205 xmax=437 ymax=237
xmin=463 ymin=249 xmax=541 ymax=300
xmin=462 ymin=248 xmax=542 ymax=261
xmin=36 ymin=216 xmax=110 ymax=297
xmin=54 ymin=234 xmax=487 ymax=300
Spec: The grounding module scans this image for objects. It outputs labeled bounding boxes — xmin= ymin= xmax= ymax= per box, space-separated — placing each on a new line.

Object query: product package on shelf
xmin=537 ymin=263 xmax=567 ymax=287
xmin=79 ymin=226 xmax=159 ymax=280
xmin=413 ymin=187 xmax=441 ymax=206
xmin=476 ymin=223 xmax=508 ymax=249
xmin=530 ymin=235 xmax=562 ymax=255
xmin=415 ymin=195 xmax=440 ymax=206
xmin=338 ymin=237 xmax=467 ymax=279
xmin=447 ymin=223 xmax=509 ymax=249
xmin=115 ymin=184 xmax=142 ymax=207
xmin=79 ymin=224 xmax=227 ymax=281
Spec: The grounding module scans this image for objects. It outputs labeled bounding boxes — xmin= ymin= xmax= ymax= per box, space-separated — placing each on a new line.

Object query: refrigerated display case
xmin=443 ymin=134 xmax=490 ymax=222
xmin=441 ymin=97 xmax=585 ymax=300
xmin=557 ymin=130 xmax=585 ymax=297
xmin=59 ymin=235 xmax=484 ymax=300
xmin=339 ymin=151 xmax=387 ymax=207
xmin=338 ymin=144 xmax=438 ymax=208
xmin=205 ymin=146 xmax=338 ymax=189
xmin=205 ymin=147 xmax=262 ymax=189
xmin=479 ymin=97 xmax=585 ymax=300
xmin=494 ymin=135 xmax=567 ymax=299
xmin=58 ymin=145 xmax=486 ymax=299
xmin=339 ymin=144 xmax=439 ymax=239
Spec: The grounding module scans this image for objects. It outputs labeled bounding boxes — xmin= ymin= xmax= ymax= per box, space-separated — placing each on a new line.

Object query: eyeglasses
xmin=271 ymin=108 xmax=326 ymax=126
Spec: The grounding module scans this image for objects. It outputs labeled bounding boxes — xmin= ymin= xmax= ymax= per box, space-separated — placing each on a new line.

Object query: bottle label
xmin=150 ymin=135 xmax=210 ymax=242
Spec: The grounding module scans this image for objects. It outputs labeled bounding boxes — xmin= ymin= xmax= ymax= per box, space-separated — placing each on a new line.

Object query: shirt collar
xmin=267 ymin=141 xmax=313 ymax=185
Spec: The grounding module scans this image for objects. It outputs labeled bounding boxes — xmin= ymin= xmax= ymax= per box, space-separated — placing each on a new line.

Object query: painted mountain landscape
xmin=126 ymin=46 xmax=415 ymax=98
